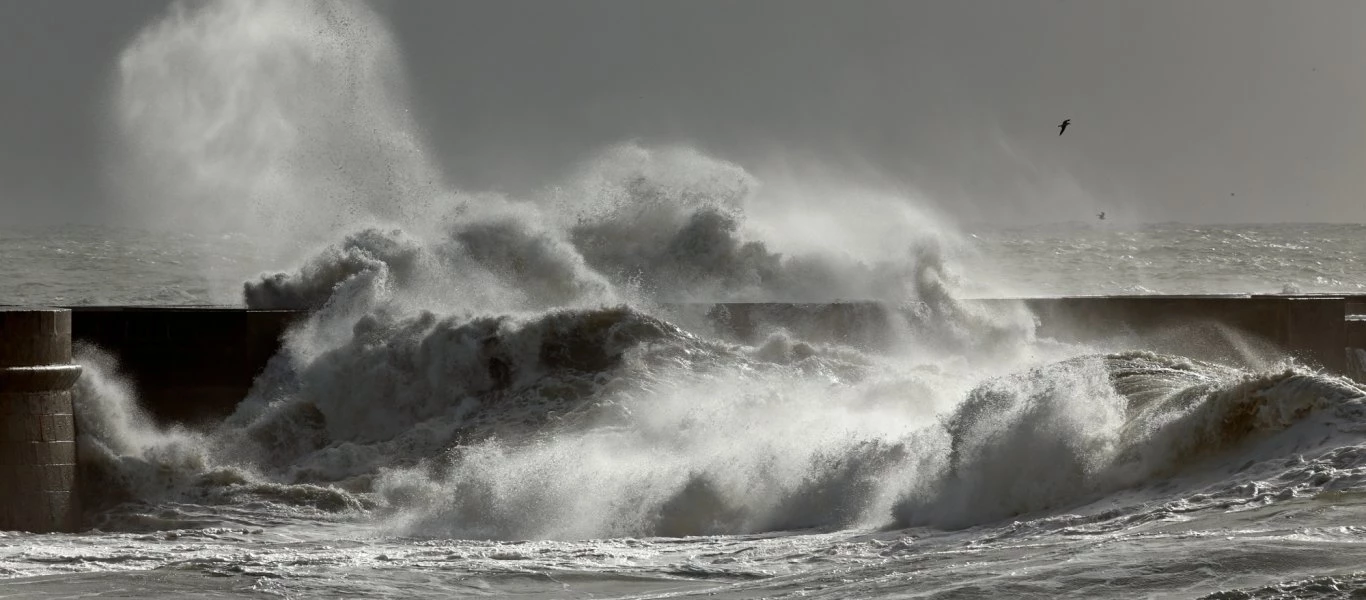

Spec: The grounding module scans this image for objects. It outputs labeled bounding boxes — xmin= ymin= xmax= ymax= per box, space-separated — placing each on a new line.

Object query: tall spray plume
xmin=108 ymin=0 xmax=444 ymax=267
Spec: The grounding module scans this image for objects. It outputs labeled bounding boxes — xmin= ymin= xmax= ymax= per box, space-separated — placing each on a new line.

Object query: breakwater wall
xmin=68 ymin=307 xmax=298 ymax=425
xmin=21 ymin=295 xmax=1366 ymax=426
xmin=1010 ymin=295 xmax=1357 ymax=373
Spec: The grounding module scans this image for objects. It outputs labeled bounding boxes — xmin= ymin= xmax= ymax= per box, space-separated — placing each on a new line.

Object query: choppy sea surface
xmin=3 ymin=222 xmax=1364 ymax=307
xmin=964 ymin=222 xmax=1366 ymax=297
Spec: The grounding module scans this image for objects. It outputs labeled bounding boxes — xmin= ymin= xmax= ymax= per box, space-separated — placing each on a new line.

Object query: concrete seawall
xmin=1009 ymin=295 xmax=1353 ymax=373
xmin=18 ymin=294 xmax=1365 ymax=426
xmin=68 ymin=307 xmax=297 ymax=425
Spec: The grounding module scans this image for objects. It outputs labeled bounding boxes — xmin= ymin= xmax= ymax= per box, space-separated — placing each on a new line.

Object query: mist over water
xmin=34 ymin=0 xmax=1366 ymax=597
xmin=109 ymin=0 xmax=442 ymax=268
xmin=107 ymin=0 xmax=984 ymax=308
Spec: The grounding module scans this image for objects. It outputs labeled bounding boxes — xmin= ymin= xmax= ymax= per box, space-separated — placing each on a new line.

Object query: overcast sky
xmin=3 ymin=0 xmax=1365 ymax=226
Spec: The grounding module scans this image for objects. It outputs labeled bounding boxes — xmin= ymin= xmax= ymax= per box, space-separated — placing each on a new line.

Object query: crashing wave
xmin=897 ymin=352 xmax=1366 ymax=530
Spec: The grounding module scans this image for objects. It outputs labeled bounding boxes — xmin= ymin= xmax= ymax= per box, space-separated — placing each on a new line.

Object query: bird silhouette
xmin=1097 ymin=211 xmax=1106 ymax=221
xmin=1059 ymin=119 xmax=1071 ymax=135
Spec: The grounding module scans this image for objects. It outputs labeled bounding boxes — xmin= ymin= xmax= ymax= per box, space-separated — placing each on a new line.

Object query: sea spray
xmin=894 ymin=353 xmax=1366 ymax=530
xmin=73 ymin=344 xmax=371 ymax=522
xmin=108 ymin=0 xmax=446 ymax=291
xmin=370 ymin=344 xmax=950 ymax=540
xmin=72 ymin=343 xmax=213 ymax=511
xmin=87 ymin=0 xmax=1065 ymax=539
xmin=87 ymin=0 xmax=1366 ymax=544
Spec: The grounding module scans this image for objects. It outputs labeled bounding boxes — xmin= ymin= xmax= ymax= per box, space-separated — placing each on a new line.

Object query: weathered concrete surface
xmin=0 ymin=308 xmax=81 ymax=533
xmin=68 ymin=307 xmax=298 ymax=426
xmin=1348 ymin=316 xmax=1366 ymax=383
xmin=1006 ymin=295 xmax=1351 ymax=373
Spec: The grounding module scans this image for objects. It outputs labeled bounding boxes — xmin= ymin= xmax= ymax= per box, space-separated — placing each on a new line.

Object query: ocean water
xmin=964 ymin=222 xmax=1366 ymax=297
xmin=3 ymin=221 xmax=1365 ymax=306
xmin=5 ymin=1 xmax=1366 ymax=598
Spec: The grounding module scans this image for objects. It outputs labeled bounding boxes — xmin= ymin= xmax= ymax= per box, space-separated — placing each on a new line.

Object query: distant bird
xmin=1097 ymin=211 xmax=1106 ymax=221
xmin=1058 ymin=118 xmax=1071 ymax=135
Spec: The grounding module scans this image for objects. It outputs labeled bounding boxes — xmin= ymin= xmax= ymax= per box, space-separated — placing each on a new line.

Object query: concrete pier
xmin=1348 ymin=315 xmax=1366 ymax=383
xmin=1006 ymin=295 xmax=1354 ymax=373
xmin=70 ymin=307 xmax=298 ymax=425
xmin=0 ymin=308 xmax=81 ymax=533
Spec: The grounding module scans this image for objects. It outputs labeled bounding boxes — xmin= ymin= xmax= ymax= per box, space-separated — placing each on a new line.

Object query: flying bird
xmin=1058 ymin=119 xmax=1071 ymax=135
xmin=1097 ymin=211 xmax=1105 ymax=221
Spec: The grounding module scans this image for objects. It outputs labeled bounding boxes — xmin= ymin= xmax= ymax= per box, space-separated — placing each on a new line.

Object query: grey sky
xmin=3 ymin=0 xmax=1365 ymax=226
